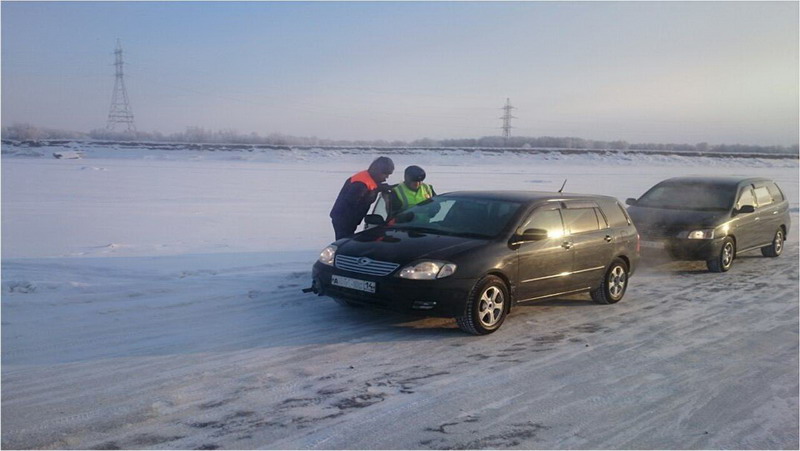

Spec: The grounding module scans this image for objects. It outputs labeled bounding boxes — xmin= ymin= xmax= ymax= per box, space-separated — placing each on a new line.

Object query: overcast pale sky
xmin=2 ymin=1 xmax=798 ymax=145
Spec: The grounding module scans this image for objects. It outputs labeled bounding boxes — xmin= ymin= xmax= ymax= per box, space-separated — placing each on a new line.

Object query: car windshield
xmin=636 ymin=183 xmax=735 ymax=211
xmin=391 ymin=196 xmax=523 ymax=238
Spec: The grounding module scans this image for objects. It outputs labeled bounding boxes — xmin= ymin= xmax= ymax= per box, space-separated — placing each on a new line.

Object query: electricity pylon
xmin=500 ymin=98 xmax=515 ymax=144
xmin=106 ymin=39 xmax=136 ymax=133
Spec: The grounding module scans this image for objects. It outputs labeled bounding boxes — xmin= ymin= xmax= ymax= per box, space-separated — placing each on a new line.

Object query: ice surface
xmin=2 ymin=142 xmax=798 ymax=449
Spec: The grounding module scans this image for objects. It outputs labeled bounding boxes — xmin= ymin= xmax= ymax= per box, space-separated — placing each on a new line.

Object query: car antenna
xmin=558 ymin=179 xmax=567 ymax=193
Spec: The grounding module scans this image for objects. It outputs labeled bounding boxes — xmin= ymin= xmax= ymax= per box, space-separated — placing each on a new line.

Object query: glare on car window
xmin=394 ymin=197 xmax=522 ymax=238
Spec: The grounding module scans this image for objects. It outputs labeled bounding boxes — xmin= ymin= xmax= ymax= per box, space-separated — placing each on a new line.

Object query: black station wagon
xmin=626 ymin=177 xmax=790 ymax=272
xmin=309 ymin=191 xmax=640 ymax=335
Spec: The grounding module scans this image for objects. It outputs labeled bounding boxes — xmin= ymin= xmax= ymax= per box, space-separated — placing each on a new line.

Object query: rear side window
xmin=754 ymin=186 xmax=773 ymax=207
xmin=563 ymin=208 xmax=600 ymax=234
xmin=600 ymin=201 xmax=631 ymax=227
xmin=767 ymin=182 xmax=785 ymax=202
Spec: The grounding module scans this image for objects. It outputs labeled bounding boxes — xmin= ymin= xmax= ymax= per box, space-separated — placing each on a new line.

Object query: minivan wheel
xmin=456 ymin=275 xmax=509 ymax=335
xmin=707 ymin=237 xmax=735 ymax=272
xmin=591 ymin=258 xmax=628 ymax=305
xmin=761 ymin=229 xmax=784 ymax=257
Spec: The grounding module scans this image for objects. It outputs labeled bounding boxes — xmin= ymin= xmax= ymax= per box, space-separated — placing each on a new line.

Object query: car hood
xmin=628 ymin=205 xmax=729 ymax=231
xmin=335 ymin=227 xmax=486 ymax=265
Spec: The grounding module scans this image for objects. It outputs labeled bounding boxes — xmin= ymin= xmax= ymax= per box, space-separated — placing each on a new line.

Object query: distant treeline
xmin=2 ymin=123 xmax=797 ymax=155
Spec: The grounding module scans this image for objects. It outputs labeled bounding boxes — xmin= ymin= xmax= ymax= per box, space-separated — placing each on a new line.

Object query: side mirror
xmin=364 ymin=214 xmax=386 ymax=226
xmin=520 ymin=228 xmax=549 ymax=241
xmin=734 ymin=205 xmax=755 ymax=215
xmin=625 ymin=198 xmax=637 ymax=206
xmin=394 ymin=211 xmax=415 ymax=223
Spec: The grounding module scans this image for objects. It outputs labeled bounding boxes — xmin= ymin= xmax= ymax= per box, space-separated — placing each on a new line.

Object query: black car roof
xmin=658 ymin=176 xmax=772 ymax=188
xmin=440 ymin=190 xmax=617 ymax=204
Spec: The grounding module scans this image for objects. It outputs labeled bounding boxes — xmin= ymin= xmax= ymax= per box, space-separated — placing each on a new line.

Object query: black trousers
xmin=332 ymin=218 xmax=357 ymax=241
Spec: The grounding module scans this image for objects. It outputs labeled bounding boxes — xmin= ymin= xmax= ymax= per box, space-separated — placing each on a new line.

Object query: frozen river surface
xmin=2 ymin=144 xmax=798 ymax=449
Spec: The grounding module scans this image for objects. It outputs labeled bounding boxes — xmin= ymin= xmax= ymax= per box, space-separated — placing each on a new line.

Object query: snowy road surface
xmin=2 ymin=144 xmax=798 ymax=449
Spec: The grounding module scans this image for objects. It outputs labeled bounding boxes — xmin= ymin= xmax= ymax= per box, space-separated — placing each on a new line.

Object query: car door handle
xmin=604 ymin=235 xmax=613 ymax=242
xmin=562 ymin=241 xmax=573 ymax=249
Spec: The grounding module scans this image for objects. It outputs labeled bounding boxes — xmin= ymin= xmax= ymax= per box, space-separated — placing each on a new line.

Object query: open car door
xmin=364 ymin=192 xmax=391 ymax=231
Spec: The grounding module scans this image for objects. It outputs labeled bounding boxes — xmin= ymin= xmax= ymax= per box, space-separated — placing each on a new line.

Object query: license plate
xmin=331 ymin=275 xmax=376 ymax=293
xmin=640 ymin=240 xmax=666 ymax=249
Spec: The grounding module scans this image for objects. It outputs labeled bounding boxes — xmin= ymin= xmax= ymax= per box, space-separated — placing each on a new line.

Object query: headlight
xmin=318 ymin=245 xmax=337 ymax=265
xmin=685 ymin=229 xmax=715 ymax=240
xmin=398 ymin=261 xmax=457 ymax=280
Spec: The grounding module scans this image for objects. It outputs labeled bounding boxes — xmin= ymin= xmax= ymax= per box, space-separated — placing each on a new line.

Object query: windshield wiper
xmin=393 ymin=226 xmax=448 ymax=235
xmin=451 ymin=232 xmax=492 ymax=239
xmin=394 ymin=226 xmax=490 ymax=239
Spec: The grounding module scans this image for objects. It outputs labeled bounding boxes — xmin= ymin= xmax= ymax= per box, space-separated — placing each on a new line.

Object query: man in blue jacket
xmin=330 ymin=156 xmax=394 ymax=240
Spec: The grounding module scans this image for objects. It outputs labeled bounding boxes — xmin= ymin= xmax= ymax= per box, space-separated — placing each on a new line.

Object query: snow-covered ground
xmin=2 ymin=143 xmax=798 ymax=449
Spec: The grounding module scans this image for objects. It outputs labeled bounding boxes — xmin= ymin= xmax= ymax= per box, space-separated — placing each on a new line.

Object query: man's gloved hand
xmin=377 ymin=182 xmax=393 ymax=193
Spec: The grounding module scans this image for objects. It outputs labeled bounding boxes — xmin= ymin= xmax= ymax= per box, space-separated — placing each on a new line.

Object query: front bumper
xmin=640 ymin=236 xmax=724 ymax=261
xmin=311 ymin=262 xmax=474 ymax=318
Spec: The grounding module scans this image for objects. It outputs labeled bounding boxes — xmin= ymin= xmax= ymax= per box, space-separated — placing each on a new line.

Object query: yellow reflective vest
xmin=394 ymin=182 xmax=434 ymax=211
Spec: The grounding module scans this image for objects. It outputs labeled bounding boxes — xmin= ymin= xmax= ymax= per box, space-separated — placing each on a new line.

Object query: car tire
xmin=456 ymin=275 xmax=509 ymax=335
xmin=760 ymin=229 xmax=784 ymax=257
xmin=707 ymin=237 xmax=735 ymax=272
xmin=591 ymin=258 xmax=629 ymax=305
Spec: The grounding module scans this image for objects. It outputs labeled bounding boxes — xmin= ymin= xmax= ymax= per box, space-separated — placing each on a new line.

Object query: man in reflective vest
xmin=388 ymin=165 xmax=436 ymax=218
xmin=329 ymin=157 xmax=394 ymax=240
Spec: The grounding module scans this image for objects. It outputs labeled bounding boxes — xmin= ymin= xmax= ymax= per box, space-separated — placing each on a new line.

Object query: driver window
xmin=519 ymin=208 xmax=565 ymax=239
xmin=736 ymin=187 xmax=757 ymax=209
xmin=371 ymin=192 xmax=390 ymax=220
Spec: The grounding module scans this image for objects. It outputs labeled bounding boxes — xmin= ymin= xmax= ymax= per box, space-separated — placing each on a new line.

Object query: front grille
xmin=335 ymin=255 xmax=399 ymax=276
xmin=639 ymin=223 xmax=681 ymax=239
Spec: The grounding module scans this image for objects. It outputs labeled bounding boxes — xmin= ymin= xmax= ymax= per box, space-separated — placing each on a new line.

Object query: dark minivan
xmin=626 ymin=177 xmax=790 ymax=272
xmin=310 ymin=191 xmax=640 ymax=335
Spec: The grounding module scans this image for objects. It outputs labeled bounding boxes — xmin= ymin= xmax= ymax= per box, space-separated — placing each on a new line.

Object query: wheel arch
xmin=485 ymin=270 xmax=514 ymax=312
xmin=615 ymin=255 xmax=631 ymax=271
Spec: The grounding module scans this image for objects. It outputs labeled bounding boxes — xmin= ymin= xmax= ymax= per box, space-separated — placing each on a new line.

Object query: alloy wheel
xmin=608 ymin=265 xmax=627 ymax=300
xmin=478 ymin=286 xmax=505 ymax=328
xmin=722 ymin=241 xmax=734 ymax=269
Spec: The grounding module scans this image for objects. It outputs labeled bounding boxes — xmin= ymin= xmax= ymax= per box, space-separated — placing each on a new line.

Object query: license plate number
xmin=331 ymin=275 xmax=376 ymax=293
xmin=640 ymin=240 xmax=666 ymax=249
